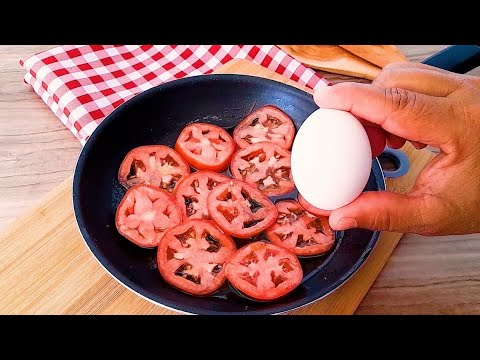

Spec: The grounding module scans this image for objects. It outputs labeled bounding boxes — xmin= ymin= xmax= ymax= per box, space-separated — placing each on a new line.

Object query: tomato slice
xmin=174 ymin=123 xmax=235 ymax=172
xmin=233 ymin=105 xmax=295 ymax=149
xmin=157 ymin=219 xmax=237 ymax=296
xmin=174 ymin=171 xmax=230 ymax=220
xmin=297 ymin=194 xmax=332 ymax=217
xmin=207 ymin=180 xmax=278 ymax=238
xmin=266 ymin=200 xmax=335 ymax=256
xmin=118 ymin=145 xmax=190 ymax=192
xmin=230 ymin=142 xmax=295 ymax=196
xmin=225 ymin=241 xmax=303 ymax=301
xmin=115 ymin=184 xmax=182 ymax=248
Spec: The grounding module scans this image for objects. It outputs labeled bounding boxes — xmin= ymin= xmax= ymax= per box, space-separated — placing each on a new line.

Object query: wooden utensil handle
xmin=421 ymin=45 xmax=480 ymax=73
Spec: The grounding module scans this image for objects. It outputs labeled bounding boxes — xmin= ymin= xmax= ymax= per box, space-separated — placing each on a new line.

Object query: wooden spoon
xmin=340 ymin=45 xmax=408 ymax=68
xmin=279 ymin=45 xmax=382 ymax=80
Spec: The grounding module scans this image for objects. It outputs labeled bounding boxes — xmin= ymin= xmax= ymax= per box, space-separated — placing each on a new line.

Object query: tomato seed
xmin=206 ymin=177 xmax=218 ymax=190
xmin=174 ymin=227 xmax=196 ymax=247
xmin=265 ymin=115 xmax=282 ymax=128
xmin=212 ymin=264 xmax=222 ymax=274
xmin=306 ymin=219 xmax=325 ymax=234
xmin=174 ymin=263 xmax=201 ymax=284
xmin=263 ymin=248 xmax=279 ymax=260
xmin=270 ymin=272 xmax=285 ymax=287
xmin=243 ymin=219 xmax=261 ymax=228
xmin=166 ymin=246 xmax=176 ymax=260
xmin=240 ymin=251 xmax=259 ymax=266
xmin=279 ymin=259 xmax=294 ymax=273
xmin=204 ymin=233 xmax=221 ymax=253
xmin=127 ymin=159 xmax=146 ymax=180
xmin=240 ymin=271 xmax=259 ymax=286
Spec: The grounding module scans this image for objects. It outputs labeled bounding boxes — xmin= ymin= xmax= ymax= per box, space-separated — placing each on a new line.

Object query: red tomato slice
xmin=118 ymin=145 xmax=190 ymax=192
xmin=297 ymin=194 xmax=332 ymax=217
xmin=115 ymin=184 xmax=182 ymax=248
xmin=266 ymin=200 xmax=335 ymax=256
xmin=157 ymin=219 xmax=237 ymax=296
xmin=174 ymin=171 xmax=230 ymax=220
xmin=225 ymin=241 xmax=303 ymax=301
xmin=175 ymin=123 xmax=235 ymax=172
xmin=233 ymin=105 xmax=295 ymax=149
xmin=230 ymin=142 xmax=295 ymax=196
xmin=207 ymin=180 xmax=278 ymax=238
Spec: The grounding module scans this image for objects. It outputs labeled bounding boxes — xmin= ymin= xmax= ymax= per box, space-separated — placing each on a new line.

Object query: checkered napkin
xmin=21 ymin=45 xmax=328 ymax=146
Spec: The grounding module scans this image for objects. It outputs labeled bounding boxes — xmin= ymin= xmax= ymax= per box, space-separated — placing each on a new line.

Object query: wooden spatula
xmin=340 ymin=45 xmax=408 ymax=68
xmin=279 ymin=45 xmax=382 ymax=80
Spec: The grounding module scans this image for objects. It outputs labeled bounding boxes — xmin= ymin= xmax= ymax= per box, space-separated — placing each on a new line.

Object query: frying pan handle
xmin=420 ymin=45 xmax=480 ymax=73
xmin=378 ymin=148 xmax=410 ymax=179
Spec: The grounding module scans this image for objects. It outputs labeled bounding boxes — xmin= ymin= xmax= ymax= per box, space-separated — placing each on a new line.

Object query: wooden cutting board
xmin=0 ymin=59 xmax=436 ymax=314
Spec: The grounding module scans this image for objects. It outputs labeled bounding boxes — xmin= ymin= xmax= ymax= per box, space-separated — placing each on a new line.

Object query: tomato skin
xmin=174 ymin=123 xmax=235 ymax=172
xmin=230 ymin=142 xmax=295 ymax=197
xmin=115 ymin=184 xmax=182 ymax=248
xmin=118 ymin=145 xmax=190 ymax=192
xmin=157 ymin=219 xmax=237 ymax=296
xmin=173 ymin=171 xmax=230 ymax=221
xmin=297 ymin=194 xmax=332 ymax=217
xmin=233 ymin=105 xmax=296 ymax=149
xmin=225 ymin=241 xmax=303 ymax=301
xmin=266 ymin=200 xmax=335 ymax=256
xmin=207 ymin=180 xmax=278 ymax=239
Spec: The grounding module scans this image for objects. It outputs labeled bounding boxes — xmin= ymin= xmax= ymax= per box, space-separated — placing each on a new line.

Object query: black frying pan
xmin=73 ymin=45 xmax=480 ymax=314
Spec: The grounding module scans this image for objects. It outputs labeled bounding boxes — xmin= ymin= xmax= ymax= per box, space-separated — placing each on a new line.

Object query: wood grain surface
xmin=1 ymin=45 xmax=480 ymax=314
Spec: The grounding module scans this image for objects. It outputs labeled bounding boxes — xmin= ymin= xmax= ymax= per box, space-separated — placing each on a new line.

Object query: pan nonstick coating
xmin=73 ymin=74 xmax=384 ymax=314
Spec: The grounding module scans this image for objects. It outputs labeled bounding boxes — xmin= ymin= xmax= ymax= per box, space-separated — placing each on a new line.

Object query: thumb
xmin=329 ymin=191 xmax=428 ymax=234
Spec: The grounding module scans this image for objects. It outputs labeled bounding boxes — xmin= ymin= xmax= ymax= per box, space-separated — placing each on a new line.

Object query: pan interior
xmin=73 ymin=74 xmax=383 ymax=314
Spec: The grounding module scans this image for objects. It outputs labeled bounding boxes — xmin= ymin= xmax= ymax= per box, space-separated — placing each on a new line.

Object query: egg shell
xmin=291 ymin=108 xmax=372 ymax=210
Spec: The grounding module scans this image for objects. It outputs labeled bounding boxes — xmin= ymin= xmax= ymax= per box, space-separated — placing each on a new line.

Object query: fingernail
xmin=335 ymin=218 xmax=358 ymax=230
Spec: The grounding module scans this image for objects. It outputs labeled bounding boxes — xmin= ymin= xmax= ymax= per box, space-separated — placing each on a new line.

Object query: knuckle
xmin=383 ymin=62 xmax=405 ymax=72
xmin=384 ymin=87 xmax=418 ymax=113
xmin=370 ymin=210 xmax=393 ymax=231
xmin=373 ymin=67 xmax=396 ymax=86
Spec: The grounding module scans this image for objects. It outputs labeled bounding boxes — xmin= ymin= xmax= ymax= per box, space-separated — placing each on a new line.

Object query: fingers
xmin=313 ymin=82 xmax=454 ymax=147
xmin=373 ymin=67 xmax=463 ymax=97
xmin=328 ymin=191 xmax=430 ymax=234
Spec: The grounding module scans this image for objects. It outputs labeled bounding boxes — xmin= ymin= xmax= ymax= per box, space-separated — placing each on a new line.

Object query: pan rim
xmin=73 ymin=73 xmax=383 ymax=315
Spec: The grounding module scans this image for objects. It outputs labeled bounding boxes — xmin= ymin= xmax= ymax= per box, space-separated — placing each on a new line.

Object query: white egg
xmin=291 ymin=108 xmax=372 ymax=211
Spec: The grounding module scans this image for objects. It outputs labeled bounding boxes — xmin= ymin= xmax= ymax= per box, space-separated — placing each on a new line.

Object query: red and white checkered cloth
xmin=21 ymin=45 xmax=328 ymax=146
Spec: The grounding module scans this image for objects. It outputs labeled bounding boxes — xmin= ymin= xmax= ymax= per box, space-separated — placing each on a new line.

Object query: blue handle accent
xmin=378 ymin=148 xmax=410 ymax=179
xmin=421 ymin=45 xmax=480 ymax=74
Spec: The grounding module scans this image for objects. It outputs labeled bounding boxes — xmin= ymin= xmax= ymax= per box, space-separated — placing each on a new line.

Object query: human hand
xmin=313 ymin=62 xmax=480 ymax=235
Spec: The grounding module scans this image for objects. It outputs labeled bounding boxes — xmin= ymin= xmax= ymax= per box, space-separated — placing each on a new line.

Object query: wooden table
xmin=1 ymin=45 xmax=480 ymax=314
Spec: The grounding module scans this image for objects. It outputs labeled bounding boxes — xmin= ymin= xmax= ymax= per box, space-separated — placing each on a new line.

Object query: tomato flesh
xmin=225 ymin=241 xmax=303 ymax=301
xmin=231 ymin=142 xmax=295 ymax=196
xmin=157 ymin=219 xmax=237 ymax=296
xmin=207 ymin=180 xmax=278 ymax=238
xmin=175 ymin=123 xmax=235 ymax=172
xmin=115 ymin=184 xmax=182 ymax=248
xmin=233 ymin=105 xmax=295 ymax=149
xmin=174 ymin=171 xmax=230 ymax=220
xmin=267 ymin=200 xmax=335 ymax=256
xmin=118 ymin=145 xmax=190 ymax=192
